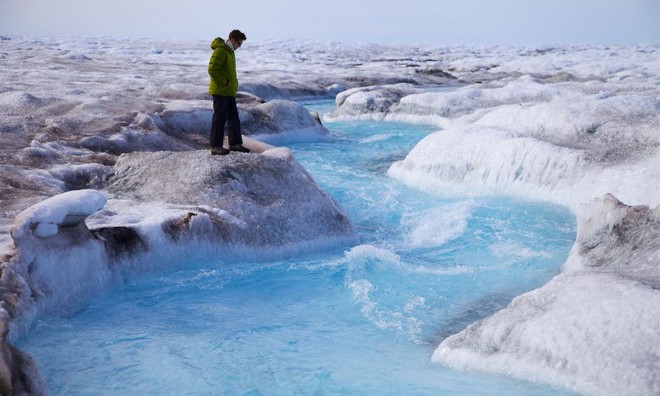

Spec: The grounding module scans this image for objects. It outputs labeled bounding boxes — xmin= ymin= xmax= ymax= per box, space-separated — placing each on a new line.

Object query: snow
xmin=10 ymin=189 xmax=106 ymax=240
xmin=0 ymin=36 xmax=658 ymax=395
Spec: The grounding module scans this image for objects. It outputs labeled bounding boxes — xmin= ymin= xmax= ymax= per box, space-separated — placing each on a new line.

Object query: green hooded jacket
xmin=208 ymin=37 xmax=238 ymax=96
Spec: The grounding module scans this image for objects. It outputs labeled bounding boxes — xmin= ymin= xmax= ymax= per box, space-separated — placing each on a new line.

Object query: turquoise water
xmin=17 ymin=99 xmax=577 ymax=395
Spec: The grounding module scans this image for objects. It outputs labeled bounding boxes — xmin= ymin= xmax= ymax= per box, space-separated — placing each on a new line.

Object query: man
xmin=208 ymin=29 xmax=249 ymax=155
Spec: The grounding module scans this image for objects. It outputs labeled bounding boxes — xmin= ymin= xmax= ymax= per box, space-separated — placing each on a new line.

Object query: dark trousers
xmin=211 ymin=95 xmax=243 ymax=148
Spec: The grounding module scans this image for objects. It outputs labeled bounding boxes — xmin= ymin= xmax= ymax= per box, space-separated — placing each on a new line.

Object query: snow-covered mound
xmin=11 ymin=190 xmax=107 ymax=240
xmin=433 ymin=195 xmax=660 ymax=396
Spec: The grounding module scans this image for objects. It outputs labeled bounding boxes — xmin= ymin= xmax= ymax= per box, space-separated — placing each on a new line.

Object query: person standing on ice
xmin=208 ymin=29 xmax=250 ymax=155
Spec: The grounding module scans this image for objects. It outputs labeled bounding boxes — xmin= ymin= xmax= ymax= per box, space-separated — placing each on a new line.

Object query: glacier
xmin=0 ymin=36 xmax=658 ymax=395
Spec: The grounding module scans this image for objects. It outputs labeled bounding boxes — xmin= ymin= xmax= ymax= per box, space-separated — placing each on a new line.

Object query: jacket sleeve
xmin=208 ymin=49 xmax=230 ymax=85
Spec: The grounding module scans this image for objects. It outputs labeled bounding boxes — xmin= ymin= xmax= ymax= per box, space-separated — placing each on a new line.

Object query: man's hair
xmin=229 ymin=29 xmax=247 ymax=42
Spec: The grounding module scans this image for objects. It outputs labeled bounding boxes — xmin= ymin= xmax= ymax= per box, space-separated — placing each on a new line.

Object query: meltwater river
xmin=17 ymin=99 xmax=577 ymax=395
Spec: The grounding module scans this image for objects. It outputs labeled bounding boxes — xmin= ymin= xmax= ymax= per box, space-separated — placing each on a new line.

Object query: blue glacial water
xmin=17 ymin=99 xmax=577 ymax=395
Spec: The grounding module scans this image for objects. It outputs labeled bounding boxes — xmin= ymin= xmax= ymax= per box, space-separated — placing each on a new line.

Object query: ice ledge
xmin=433 ymin=194 xmax=660 ymax=396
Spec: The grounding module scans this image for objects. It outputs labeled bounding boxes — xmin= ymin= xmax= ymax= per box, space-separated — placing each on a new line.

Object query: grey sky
xmin=1 ymin=0 xmax=658 ymax=45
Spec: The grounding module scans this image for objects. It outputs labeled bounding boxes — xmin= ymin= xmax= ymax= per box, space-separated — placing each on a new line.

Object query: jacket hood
xmin=211 ymin=37 xmax=225 ymax=50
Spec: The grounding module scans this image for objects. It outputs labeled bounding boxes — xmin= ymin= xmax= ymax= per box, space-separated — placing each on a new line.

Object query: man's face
xmin=231 ymin=38 xmax=243 ymax=50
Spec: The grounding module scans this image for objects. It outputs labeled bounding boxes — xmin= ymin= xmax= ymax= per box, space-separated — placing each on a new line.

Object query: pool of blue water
xmin=17 ymin=99 xmax=577 ymax=395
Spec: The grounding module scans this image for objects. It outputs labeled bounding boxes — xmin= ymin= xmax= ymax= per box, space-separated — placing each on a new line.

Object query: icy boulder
xmin=432 ymin=195 xmax=660 ymax=396
xmin=105 ymin=148 xmax=356 ymax=255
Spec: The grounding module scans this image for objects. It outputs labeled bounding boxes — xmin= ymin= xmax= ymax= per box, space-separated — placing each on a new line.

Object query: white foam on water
xmin=489 ymin=241 xmax=552 ymax=260
xmin=359 ymin=134 xmax=390 ymax=144
xmin=343 ymin=245 xmax=426 ymax=344
xmin=401 ymin=200 xmax=476 ymax=248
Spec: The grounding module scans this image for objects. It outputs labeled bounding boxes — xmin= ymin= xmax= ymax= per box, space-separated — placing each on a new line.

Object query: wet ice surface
xmin=1 ymin=37 xmax=658 ymax=395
